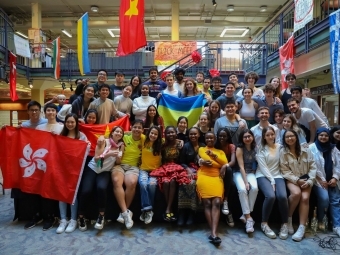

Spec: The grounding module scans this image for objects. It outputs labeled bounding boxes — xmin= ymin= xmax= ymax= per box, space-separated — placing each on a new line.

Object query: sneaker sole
xmin=79 ymin=226 xmax=87 ymax=232
xmin=292 ymin=236 xmax=303 ymax=242
xmin=279 ymin=234 xmax=288 ymax=240
xmin=94 ymin=224 xmax=104 ymax=230
xmin=65 ymin=227 xmax=76 ymax=233
xmin=25 ymin=218 xmax=43 ymax=230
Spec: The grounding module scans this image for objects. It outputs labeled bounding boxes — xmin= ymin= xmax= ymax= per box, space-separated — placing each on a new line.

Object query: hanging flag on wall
xmin=158 ymin=94 xmax=206 ymax=127
xmin=9 ymin=51 xmax=19 ymax=101
xmin=117 ymin=0 xmax=147 ymax=56
xmin=294 ymin=0 xmax=314 ymax=32
xmin=53 ymin=37 xmax=61 ymax=80
xmin=77 ymin=13 xmax=90 ymax=75
xmin=330 ymin=9 xmax=340 ymax=94
xmin=0 ymin=127 xmax=89 ymax=204
xmin=279 ymin=35 xmax=295 ymax=89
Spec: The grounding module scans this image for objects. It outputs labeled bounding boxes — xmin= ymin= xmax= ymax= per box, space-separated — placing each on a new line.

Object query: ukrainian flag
xmin=158 ymin=94 xmax=206 ymax=127
xmin=77 ymin=13 xmax=90 ymax=75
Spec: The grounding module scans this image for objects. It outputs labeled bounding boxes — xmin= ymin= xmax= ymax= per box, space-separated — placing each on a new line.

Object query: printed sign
xmin=14 ymin=34 xmax=30 ymax=58
xmin=294 ymin=0 xmax=314 ymax=32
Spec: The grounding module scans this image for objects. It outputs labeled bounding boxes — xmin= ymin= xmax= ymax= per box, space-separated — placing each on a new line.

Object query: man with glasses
xmin=21 ymin=101 xmax=47 ymax=128
xmin=281 ymin=73 xmax=296 ymax=113
xmin=93 ymin=69 xmax=113 ymax=99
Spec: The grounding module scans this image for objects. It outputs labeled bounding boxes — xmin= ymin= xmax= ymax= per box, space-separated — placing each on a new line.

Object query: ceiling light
xmin=227 ymin=5 xmax=234 ymax=12
xmin=212 ymin=0 xmax=217 ymax=6
xmin=16 ymin=31 xmax=28 ymax=39
xmin=220 ymin=28 xmax=227 ymax=37
xmin=91 ymin=6 xmax=99 ymax=12
xmin=107 ymin=28 xmax=119 ymax=37
xmin=104 ymin=40 xmax=112 ymax=47
xmin=220 ymin=28 xmax=250 ymax=37
xmin=61 ymin=29 xmax=72 ymax=38
xmin=260 ymin=5 xmax=267 ymax=12
xmin=241 ymin=29 xmax=249 ymax=37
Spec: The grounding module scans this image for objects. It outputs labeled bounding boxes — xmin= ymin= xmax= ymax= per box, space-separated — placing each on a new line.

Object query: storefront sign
xmin=310 ymin=84 xmax=334 ymax=95
xmin=154 ymin=41 xmax=197 ymax=66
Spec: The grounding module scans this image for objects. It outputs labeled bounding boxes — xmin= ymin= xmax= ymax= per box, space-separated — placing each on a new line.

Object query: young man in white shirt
xmin=161 ymin=73 xmax=182 ymax=98
xmin=287 ymin=98 xmax=329 ymax=144
xmin=36 ymin=103 xmax=64 ymax=134
xmin=250 ymin=106 xmax=281 ymax=148
xmin=291 ymin=86 xmax=329 ymax=125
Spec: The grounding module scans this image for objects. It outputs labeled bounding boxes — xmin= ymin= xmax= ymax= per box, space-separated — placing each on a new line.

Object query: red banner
xmin=9 ymin=51 xmax=19 ymax=101
xmin=117 ymin=0 xmax=147 ymax=56
xmin=79 ymin=115 xmax=131 ymax=156
xmin=0 ymin=127 xmax=89 ymax=204
xmin=279 ymin=36 xmax=295 ymax=89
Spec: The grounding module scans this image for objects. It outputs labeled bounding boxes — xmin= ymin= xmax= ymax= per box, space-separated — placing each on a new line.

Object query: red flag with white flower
xmin=279 ymin=35 xmax=295 ymax=89
xmin=0 ymin=127 xmax=89 ymax=204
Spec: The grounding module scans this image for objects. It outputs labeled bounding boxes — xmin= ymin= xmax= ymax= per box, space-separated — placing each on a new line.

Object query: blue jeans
xmin=329 ymin=186 xmax=340 ymax=228
xmin=312 ymin=185 xmax=330 ymax=221
xmin=59 ymin=198 xmax=78 ymax=220
xmin=139 ymin=170 xmax=157 ymax=211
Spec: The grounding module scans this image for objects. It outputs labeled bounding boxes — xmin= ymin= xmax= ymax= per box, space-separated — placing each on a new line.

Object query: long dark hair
xmin=261 ymin=126 xmax=276 ymax=147
xmin=215 ymin=128 xmax=233 ymax=149
xmin=144 ymin=105 xmax=160 ymax=128
xmin=330 ymin=126 xmax=340 ymax=145
xmin=177 ymin=116 xmax=188 ymax=127
xmin=144 ymin=126 xmax=162 ymax=156
xmin=282 ymin=129 xmax=301 ymax=157
xmin=237 ymin=129 xmax=256 ymax=150
xmin=61 ymin=113 xmax=80 ymax=139
xmin=84 ymin=109 xmax=99 ymax=124
xmin=129 ymin=75 xmax=142 ymax=96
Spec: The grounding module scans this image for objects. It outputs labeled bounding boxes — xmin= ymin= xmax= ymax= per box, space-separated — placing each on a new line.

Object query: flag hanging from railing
xmin=77 ymin=13 xmax=90 ymax=75
xmin=279 ymin=35 xmax=294 ymax=90
xmin=293 ymin=0 xmax=314 ymax=33
xmin=9 ymin=51 xmax=18 ymax=101
xmin=53 ymin=37 xmax=60 ymax=80
xmin=117 ymin=0 xmax=147 ymax=56
xmin=158 ymin=94 xmax=206 ymax=127
xmin=330 ymin=9 xmax=340 ymax=94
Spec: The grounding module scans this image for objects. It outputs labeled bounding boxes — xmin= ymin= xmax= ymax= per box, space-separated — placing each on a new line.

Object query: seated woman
xmin=256 ymin=127 xmax=289 ymax=240
xmin=132 ymin=84 xmax=157 ymax=120
xmin=177 ymin=127 xmax=205 ymax=226
xmin=181 ymin=78 xmax=201 ymax=98
xmin=234 ymin=129 xmax=259 ymax=234
xmin=71 ymin=84 xmax=95 ymax=120
xmin=309 ymin=127 xmax=340 ymax=236
xmin=215 ymin=128 xmax=236 ymax=227
xmin=197 ymin=132 xmax=228 ymax=246
xmin=330 ymin=126 xmax=340 ymax=151
xmin=238 ymin=88 xmax=259 ymax=129
xmin=176 ymin=116 xmax=189 ymax=143
xmin=114 ymin=85 xmax=133 ymax=115
xmin=280 ymin=130 xmax=316 ymax=242
xmin=143 ymin=105 xmax=164 ymax=136
xmin=139 ymin=126 xmax=163 ymax=224
xmin=112 ymin=120 xmax=144 ymax=229
xmin=281 ymin=114 xmax=307 ymax=146
xmin=77 ymin=126 xmax=124 ymax=231
xmin=150 ymin=126 xmax=188 ymax=222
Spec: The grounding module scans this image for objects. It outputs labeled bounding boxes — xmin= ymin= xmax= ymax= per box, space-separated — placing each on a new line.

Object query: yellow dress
xmin=196 ymin=147 xmax=228 ymax=199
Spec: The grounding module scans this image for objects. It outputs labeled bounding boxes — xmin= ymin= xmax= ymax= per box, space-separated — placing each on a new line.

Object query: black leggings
xmin=223 ymin=167 xmax=234 ymax=199
xmin=78 ymin=166 xmax=110 ymax=215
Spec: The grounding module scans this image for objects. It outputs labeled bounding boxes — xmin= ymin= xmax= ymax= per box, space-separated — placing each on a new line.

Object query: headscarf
xmin=314 ymin=127 xmax=334 ymax=181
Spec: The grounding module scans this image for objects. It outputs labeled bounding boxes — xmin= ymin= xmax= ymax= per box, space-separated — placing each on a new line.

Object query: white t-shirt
xmin=300 ymin=97 xmax=328 ymax=125
xmin=162 ymin=88 xmax=181 ymax=97
xmin=293 ymin=108 xmax=329 ymax=130
xmin=36 ymin=123 xmax=64 ymax=134
xmin=237 ymin=87 xmax=264 ymax=98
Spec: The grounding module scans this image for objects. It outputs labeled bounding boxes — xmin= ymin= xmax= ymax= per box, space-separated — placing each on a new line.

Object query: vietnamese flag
xmin=9 ymin=51 xmax=19 ymax=101
xmin=79 ymin=115 xmax=131 ymax=156
xmin=279 ymin=35 xmax=295 ymax=89
xmin=117 ymin=0 xmax=147 ymax=56
xmin=0 ymin=127 xmax=89 ymax=204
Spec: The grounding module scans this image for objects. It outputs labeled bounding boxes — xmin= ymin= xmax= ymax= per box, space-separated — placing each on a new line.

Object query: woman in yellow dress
xmin=196 ymin=132 xmax=228 ymax=246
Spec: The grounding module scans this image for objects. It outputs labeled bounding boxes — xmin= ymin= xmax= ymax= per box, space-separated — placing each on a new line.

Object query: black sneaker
xmin=78 ymin=217 xmax=87 ymax=231
xmin=43 ymin=216 xmax=56 ymax=231
xmin=94 ymin=214 xmax=105 ymax=230
xmin=24 ymin=214 xmax=43 ymax=229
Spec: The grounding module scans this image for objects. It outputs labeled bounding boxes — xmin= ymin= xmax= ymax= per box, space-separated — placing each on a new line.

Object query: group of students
xmin=13 ymin=68 xmax=340 ymax=247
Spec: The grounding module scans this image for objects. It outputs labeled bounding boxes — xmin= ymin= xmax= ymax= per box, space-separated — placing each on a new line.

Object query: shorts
xmin=112 ymin=164 xmax=140 ymax=176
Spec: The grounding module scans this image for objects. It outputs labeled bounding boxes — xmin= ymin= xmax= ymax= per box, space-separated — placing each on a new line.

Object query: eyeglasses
xmin=29 ymin=109 xmax=40 ymax=112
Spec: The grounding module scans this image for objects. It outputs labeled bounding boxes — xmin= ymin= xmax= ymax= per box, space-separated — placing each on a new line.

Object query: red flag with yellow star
xmin=79 ymin=116 xmax=131 ymax=156
xmin=117 ymin=0 xmax=147 ymax=56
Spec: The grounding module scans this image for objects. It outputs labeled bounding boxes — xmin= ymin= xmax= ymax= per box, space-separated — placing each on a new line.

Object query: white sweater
xmin=132 ymin=96 xmax=157 ymax=120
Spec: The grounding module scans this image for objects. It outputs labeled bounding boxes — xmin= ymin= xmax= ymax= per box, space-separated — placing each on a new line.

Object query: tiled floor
xmin=0 ymin=190 xmax=337 ymax=255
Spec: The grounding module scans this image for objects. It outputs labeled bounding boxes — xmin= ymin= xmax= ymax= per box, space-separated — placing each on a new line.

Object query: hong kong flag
xmin=0 ymin=127 xmax=89 ymax=204
xmin=9 ymin=51 xmax=19 ymax=101
xmin=279 ymin=36 xmax=295 ymax=89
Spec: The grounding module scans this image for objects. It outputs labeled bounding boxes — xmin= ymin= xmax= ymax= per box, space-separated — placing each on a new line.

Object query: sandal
xmin=209 ymin=236 xmax=222 ymax=246
xmin=170 ymin=213 xmax=177 ymax=222
xmin=163 ymin=213 xmax=172 ymax=222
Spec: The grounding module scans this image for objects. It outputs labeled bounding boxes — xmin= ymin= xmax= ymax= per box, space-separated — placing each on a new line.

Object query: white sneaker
xmin=333 ymin=227 xmax=340 ymax=237
xmin=78 ymin=217 xmax=87 ymax=231
xmin=56 ymin=219 xmax=68 ymax=234
xmin=222 ymin=200 xmax=229 ymax=215
xmin=94 ymin=214 xmax=105 ymax=230
xmin=287 ymin=217 xmax=294 ymax=235
xmin=144 ymin=211 xmax=154 ymax=224
xmin=246 ymin=219 xmax=255 ymax=233
xmin=240 ymin=215 xmax=246 ymax=224
xmin=279 ymin=224 xmax=289 ymax=240
xmin=122 ymin=210 xmax=134 ymax=229
xmin=292 ymin=225 xmax=305 ymax=242
xmin=65 ymin=219 xmax=77 ymax=233
xmin=117 ymin=213 xmax=124 ymax=224
xmin=261 ymin=223 xmax=276 ymax=239
xmin=139 ymin=212 xmax=145 ymax=222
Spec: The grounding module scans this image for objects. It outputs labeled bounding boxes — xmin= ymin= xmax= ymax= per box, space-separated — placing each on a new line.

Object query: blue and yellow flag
xmin=158 ymin=94 xmax=206 ymax=127
xmin=77 ymin=13 xmax=90 ymax=75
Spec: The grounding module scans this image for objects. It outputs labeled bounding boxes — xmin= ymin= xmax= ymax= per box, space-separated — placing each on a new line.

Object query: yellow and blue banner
xmin=77 ymin=13 xmax=90 ymax=75
xmin=158 ymin=94 xmax=206 ymax=127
